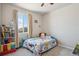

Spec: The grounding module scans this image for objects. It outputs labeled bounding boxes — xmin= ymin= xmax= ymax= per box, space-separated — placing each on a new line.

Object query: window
xmin=18 ymin=12 xmax=28 ymax=33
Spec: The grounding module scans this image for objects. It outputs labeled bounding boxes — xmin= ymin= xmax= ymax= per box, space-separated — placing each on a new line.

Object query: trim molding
xmin=59 ymin=44 xmax=74 ymax=50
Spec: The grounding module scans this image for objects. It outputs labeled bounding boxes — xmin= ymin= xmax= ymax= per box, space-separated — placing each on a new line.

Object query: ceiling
xmin=13 ymin=3 xmax=72 ymax=13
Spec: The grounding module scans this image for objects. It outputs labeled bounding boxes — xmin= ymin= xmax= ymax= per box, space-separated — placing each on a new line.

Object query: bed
xmin=23 ymin=36 xmax=58 ymax=55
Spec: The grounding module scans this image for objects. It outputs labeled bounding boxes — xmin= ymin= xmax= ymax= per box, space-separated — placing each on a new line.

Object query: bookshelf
xmin=0 ymin=25 xmax=16 ymax=56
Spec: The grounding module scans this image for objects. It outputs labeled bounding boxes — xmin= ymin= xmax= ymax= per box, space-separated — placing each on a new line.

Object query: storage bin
xmin=7 ymin=43 xmax=11 ymax=50
xmin=3 ymin=44 xmax=7 ymax=52
xmin=0 ymin=45 xmax=3 ymax=52
xmin=11 ymin=42 xmax=15 ymax=49
xmin=0 ymin=44 xmax=1 ymax=52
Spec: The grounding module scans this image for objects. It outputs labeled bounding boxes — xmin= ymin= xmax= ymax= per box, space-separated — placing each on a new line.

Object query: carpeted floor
xmin=5 ymin=46 xmax=76 ymax=56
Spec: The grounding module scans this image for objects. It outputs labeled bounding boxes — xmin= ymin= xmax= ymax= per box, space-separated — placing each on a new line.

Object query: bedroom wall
xmin=31 ymin=12 xmax=42 ymax=37
xmin=1 ymin=4 xmax=42 ymax=47
xmin=42 ymin=4 xmax=79 ymax=49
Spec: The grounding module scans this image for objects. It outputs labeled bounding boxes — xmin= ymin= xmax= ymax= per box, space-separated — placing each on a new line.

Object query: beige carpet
xmin=5 ymin=46 xmax=76 ymax=56
xmin=42 ymin=46 xmax=62 ymax=56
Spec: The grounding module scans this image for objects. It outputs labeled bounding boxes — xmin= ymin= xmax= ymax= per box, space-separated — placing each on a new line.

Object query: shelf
xmin=0 ymin=25 xmax=16 ymax=56
xmin=0 ymin=42 xmax=15 ymax=45
xmin=4 ymin=37 xmax=15 ymax=38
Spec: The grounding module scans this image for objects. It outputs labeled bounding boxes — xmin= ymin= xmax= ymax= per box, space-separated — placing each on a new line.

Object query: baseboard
xmin=59 ymin=44 xmax=74 ymax=50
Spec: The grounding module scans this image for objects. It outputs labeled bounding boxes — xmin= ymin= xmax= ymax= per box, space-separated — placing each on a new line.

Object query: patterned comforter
xmin=23 ymin=36 xmax=57 ymax=55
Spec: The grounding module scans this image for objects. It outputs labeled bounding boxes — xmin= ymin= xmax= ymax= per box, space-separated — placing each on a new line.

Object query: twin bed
xmin=23 ymin=36 xmax=58 ymax=55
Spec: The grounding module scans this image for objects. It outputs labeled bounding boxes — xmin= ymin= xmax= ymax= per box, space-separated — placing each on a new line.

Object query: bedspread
xmin=23 ymin=36 xmax=57 ymax=55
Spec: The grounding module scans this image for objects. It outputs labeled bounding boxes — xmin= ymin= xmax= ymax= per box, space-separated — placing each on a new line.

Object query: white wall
xmin=42 ymin=4 xmax=79 ymax=49
xmin=32 ymin=12 xmax=42 ymax=37
xmin=41 ymin=14 xmax=51 ymax=34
